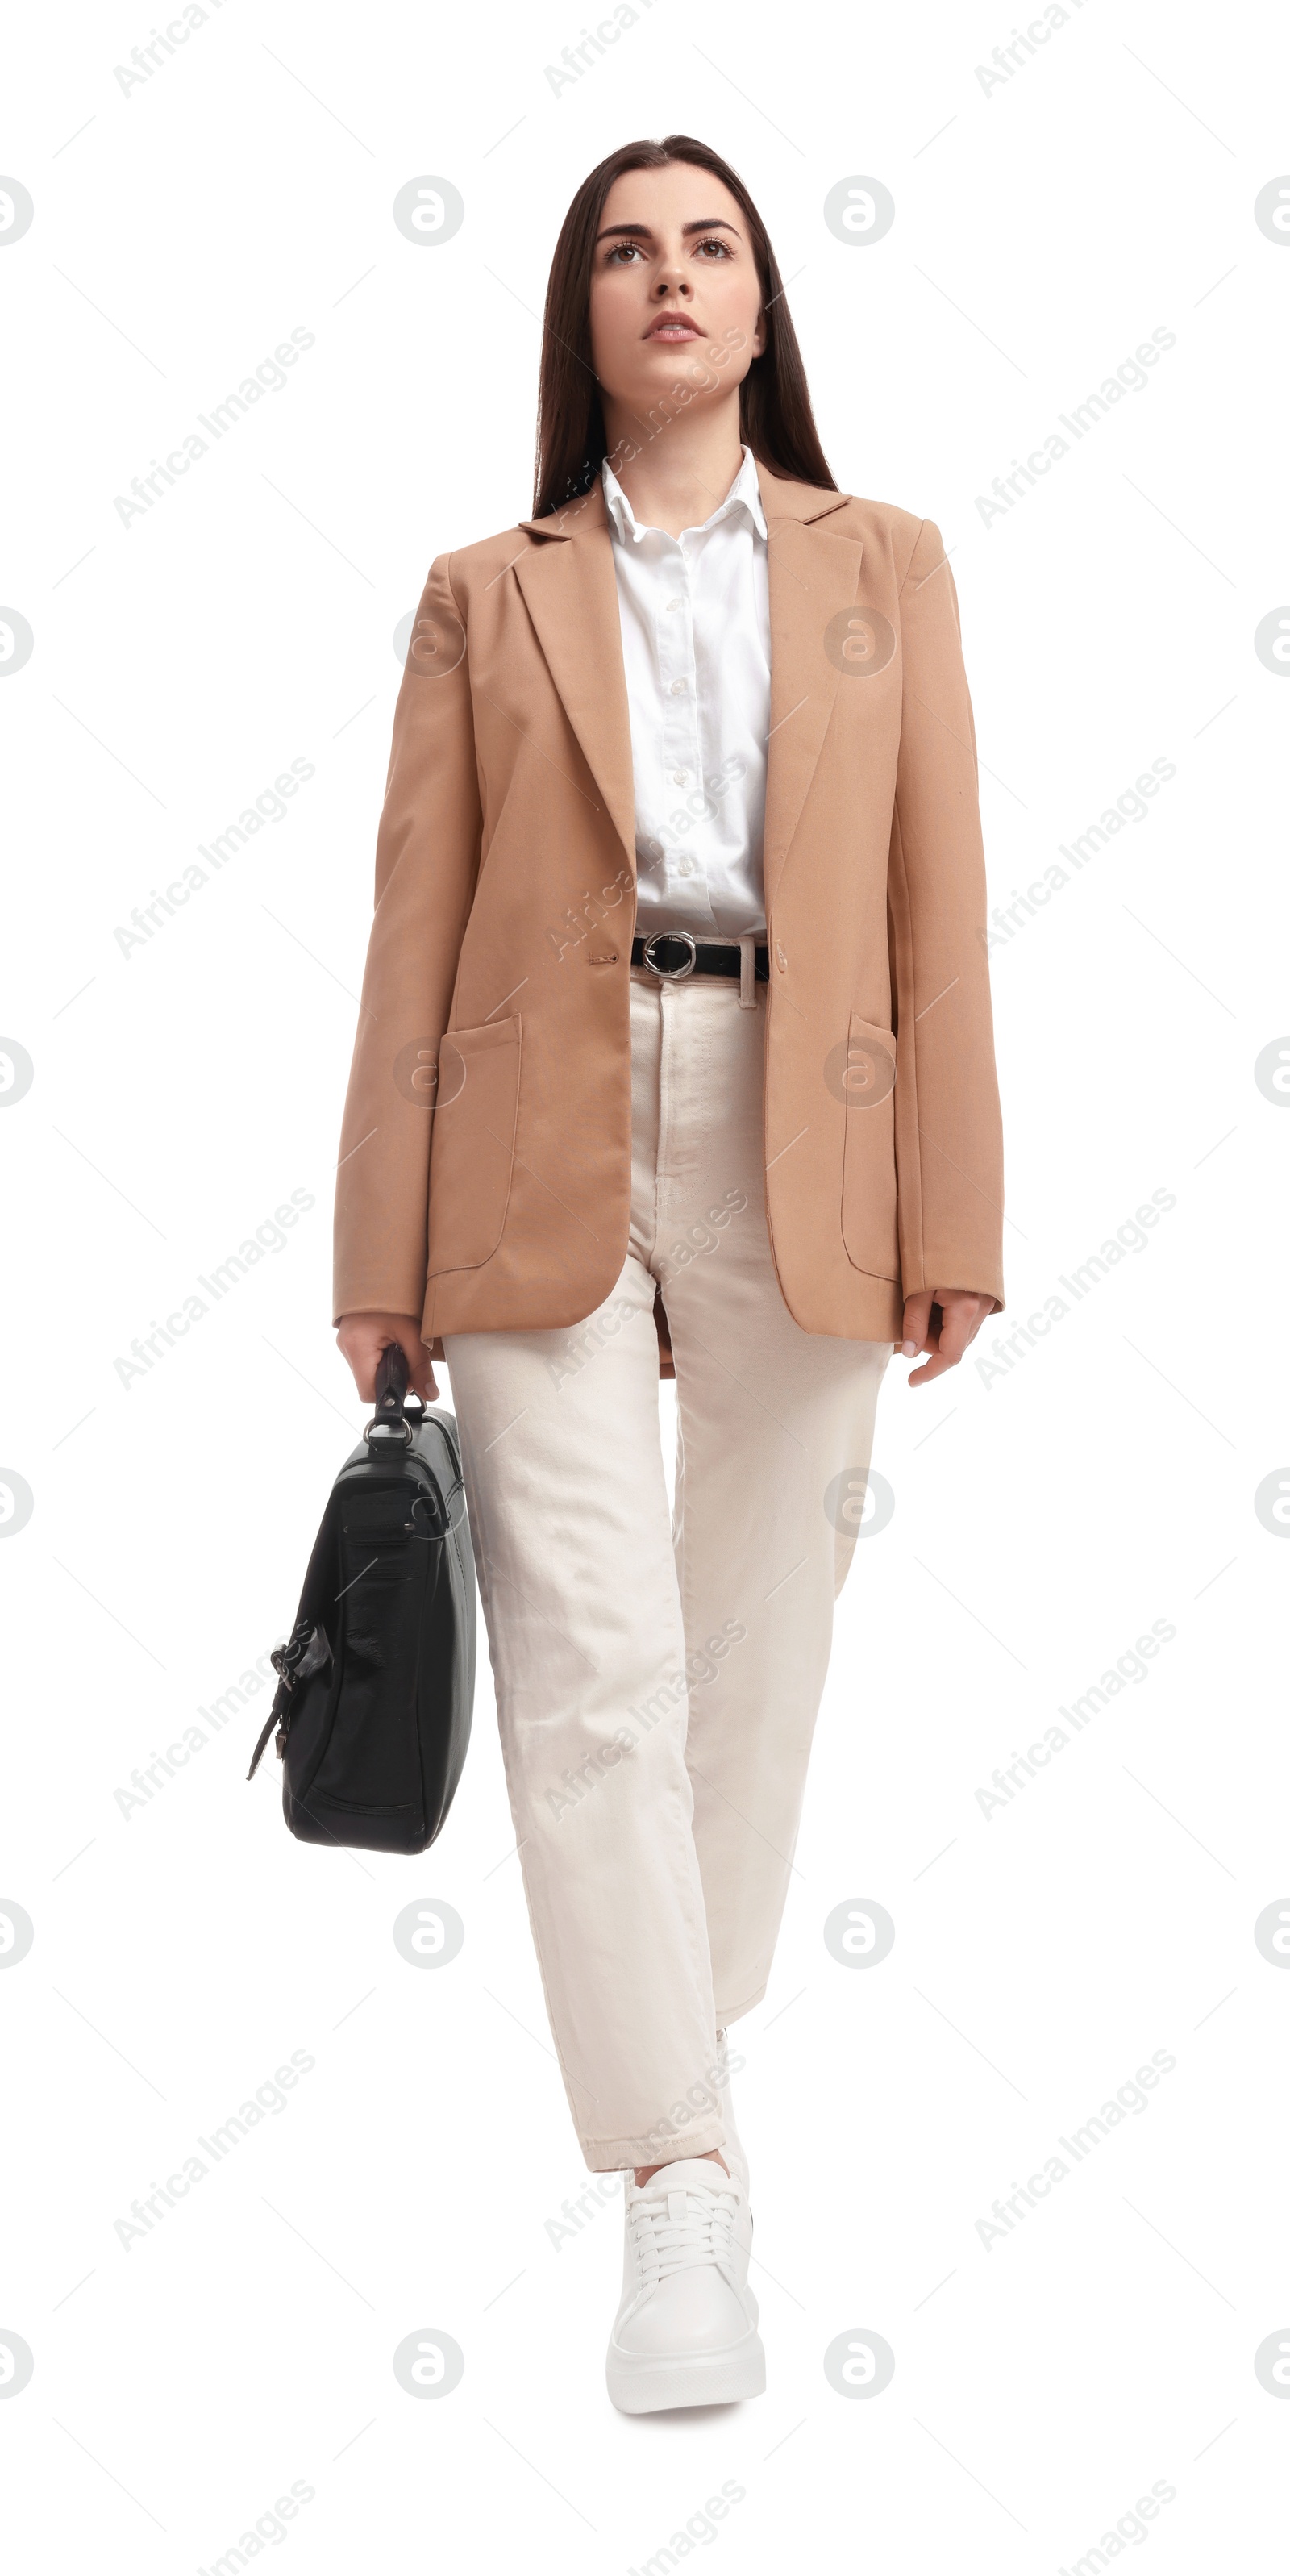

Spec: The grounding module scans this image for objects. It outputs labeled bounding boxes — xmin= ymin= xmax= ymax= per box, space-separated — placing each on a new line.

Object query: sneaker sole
xmin=605 ymin=2327 xmax=766 ymax=2415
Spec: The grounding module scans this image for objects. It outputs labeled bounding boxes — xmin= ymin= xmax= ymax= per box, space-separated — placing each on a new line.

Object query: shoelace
xmin=628 ymin=2177 xmax=739 ymax=2289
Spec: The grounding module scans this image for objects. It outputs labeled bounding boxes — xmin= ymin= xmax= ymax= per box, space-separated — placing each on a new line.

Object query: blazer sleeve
xmin=888 ymin=516 xmax=1005 ymax=1315
xmin=332 ymin=555 xmax=482 ymax=1328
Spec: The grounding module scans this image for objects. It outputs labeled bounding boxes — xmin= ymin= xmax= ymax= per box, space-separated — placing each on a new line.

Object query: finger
xmin=930 ymin=1294 xmax=986 ymax=1370
xmin=901 ymin=1289 xmax=935 ymax=1358
xmin=396 ymin=1329 xmax=435 ymax=1404
xmin=932 ymin=1311 xmax=972 ymax=1369
xmin=907 ymin=1348 xmax=952 ymax=1386
xmin=340 ymin=1334 xmax=379 ymax=1403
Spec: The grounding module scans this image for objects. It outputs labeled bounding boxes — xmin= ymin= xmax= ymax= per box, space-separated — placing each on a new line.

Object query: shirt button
xmin=669 ymin=678 xmax=686 ymax=695
xmin=672 ymin=770 xmax=687 ymax=786
xmin=667 ymin=598 xmax=684 ymax=611
xmin=678 ymin=858 xmax=695 ymax=877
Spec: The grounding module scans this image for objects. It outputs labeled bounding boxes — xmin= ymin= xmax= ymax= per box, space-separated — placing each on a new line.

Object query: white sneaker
xmin=605 ymin=2157 xmax=764 ymax=2414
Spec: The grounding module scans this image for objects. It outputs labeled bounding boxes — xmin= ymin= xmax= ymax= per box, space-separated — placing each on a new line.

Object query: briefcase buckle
xmin=365 ymin=1416 xmax=414 ymax=1449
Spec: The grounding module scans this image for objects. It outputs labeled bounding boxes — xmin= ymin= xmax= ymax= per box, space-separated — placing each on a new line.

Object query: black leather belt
xmin=631 ymin=932 xmax=769 ymax=983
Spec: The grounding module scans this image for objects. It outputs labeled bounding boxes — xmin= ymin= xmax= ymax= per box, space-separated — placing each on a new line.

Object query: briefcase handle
xmin=364 ymin=1338 xmax=427 ymax=1448
xmin=374 ymin=1339 xmax=409 ymax=1411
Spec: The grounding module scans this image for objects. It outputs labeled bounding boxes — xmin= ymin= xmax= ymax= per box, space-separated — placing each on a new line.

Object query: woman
xmin=333 ymin=135 xmax=1004 ymax=2414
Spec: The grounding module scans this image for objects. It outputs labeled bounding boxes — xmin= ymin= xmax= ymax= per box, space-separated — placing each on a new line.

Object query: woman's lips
xmin=645 ymin=317 xmax=704 ymax=340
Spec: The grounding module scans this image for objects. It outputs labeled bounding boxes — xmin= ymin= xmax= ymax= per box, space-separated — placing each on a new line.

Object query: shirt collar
xmin=601 ymin=443 xmax=767 ymax=545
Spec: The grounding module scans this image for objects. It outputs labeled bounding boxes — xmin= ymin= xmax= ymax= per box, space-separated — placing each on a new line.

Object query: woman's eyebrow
xmin=593 ymin=218 xmax=740 ymax=244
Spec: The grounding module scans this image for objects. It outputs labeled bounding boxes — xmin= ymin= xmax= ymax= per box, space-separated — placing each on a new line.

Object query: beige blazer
xmin=333 ymin=462 xmax=1005 ymax=1362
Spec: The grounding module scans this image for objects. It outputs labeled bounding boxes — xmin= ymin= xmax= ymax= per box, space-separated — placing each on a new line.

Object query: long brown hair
xmin=532 ymin=135 xmax=837 ymax=520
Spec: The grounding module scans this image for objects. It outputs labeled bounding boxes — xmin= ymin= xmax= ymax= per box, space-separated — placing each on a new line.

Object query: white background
xmin=2 ymin=1 xmax=1288 ymax=2567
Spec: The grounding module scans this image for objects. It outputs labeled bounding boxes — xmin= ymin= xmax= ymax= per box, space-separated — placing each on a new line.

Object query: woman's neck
xmin=601 ymin=390 xmax=747 ymax=538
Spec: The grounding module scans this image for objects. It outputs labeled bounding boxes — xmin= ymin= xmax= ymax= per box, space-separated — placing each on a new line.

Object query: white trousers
xmin=443 ymin=966 xmax=890 ymax=2170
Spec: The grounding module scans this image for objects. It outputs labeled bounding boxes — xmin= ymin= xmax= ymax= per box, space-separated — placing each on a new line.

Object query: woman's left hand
xmin=900 ymin=1290 xmax=990 ymax=1386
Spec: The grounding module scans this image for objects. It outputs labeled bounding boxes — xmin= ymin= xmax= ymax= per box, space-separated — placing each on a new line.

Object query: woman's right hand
xmin=335 ymin=1312 xmax=437 ymax=1403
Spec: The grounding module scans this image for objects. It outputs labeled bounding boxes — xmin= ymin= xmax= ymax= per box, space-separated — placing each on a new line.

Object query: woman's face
xmin=587 ymin=162 xmax=765 ymax=420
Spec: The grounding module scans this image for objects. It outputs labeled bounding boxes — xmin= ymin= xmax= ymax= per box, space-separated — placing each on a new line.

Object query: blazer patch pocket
xmin=426 ymin=1015 xmax=522 ymax=1275
xmin=840 ymin=1011 xmax=900 ymax=1283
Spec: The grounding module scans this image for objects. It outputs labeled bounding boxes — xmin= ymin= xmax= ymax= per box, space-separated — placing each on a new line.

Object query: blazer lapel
xmin=512 ymin=465 xmax=863 ymax=916
xmin=513 ymin=484 xmax=638 ymax=879
xmin=757 ymin=464 xmax=863 ymax=923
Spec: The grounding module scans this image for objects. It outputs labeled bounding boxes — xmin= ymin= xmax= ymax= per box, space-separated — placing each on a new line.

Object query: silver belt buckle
xmin=642 ymin=930 xmax=697 ymax=982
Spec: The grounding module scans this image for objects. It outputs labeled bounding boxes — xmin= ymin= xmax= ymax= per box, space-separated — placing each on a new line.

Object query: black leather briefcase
xmin=248 ymin=1345 xmax=476 ymax=1853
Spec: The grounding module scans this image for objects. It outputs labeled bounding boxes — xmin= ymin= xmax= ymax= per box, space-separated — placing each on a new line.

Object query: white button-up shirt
xmin=602 ymin=444 xmax=772 ymax=939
